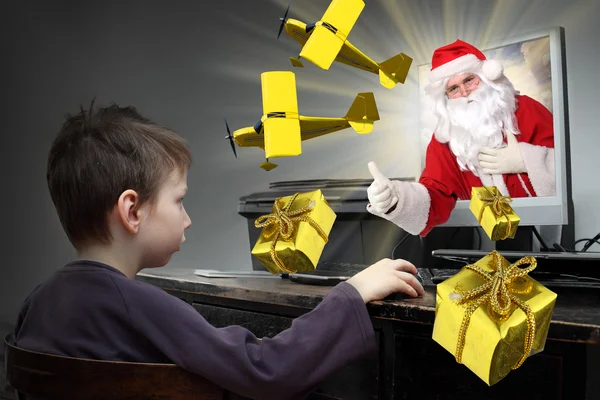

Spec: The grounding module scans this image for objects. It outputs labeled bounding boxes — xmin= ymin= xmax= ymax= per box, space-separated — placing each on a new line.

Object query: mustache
xmin=447 ymin=89 xmax=486 ymax=107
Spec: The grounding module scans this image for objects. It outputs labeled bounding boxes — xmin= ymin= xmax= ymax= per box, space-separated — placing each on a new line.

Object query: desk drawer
xmin=393 ymin=332 xmax=584 ymax=400
xmin=193 ymin=303 xmax=292 ymax=338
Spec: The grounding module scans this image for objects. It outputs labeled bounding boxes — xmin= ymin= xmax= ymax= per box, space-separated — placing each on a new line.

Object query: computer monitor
xmin=417 ymin=27 xmax=572 ymax=237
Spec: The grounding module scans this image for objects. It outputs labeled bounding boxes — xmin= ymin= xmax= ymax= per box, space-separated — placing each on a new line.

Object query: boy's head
xmin=47 ymin=102 xmax=192 ymax=265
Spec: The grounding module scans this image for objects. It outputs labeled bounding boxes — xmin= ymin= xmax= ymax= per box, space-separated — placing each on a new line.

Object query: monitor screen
xmin=417 ymin=27 xmax=571 ymax=228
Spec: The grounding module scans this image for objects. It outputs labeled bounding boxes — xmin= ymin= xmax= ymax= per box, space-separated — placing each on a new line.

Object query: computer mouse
xmin=384 ymin=292 xmax=415 ymax=301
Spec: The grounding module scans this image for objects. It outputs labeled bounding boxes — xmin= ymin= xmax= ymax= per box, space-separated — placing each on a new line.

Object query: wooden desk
xmin=137 ymin=268 xmax=600 ymax=400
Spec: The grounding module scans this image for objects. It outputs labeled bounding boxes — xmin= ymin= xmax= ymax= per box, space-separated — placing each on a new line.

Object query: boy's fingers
xmin=396 ymin=271 xmax=425 ymax=296
xmin=396 ymin=280 xmax=418 ymax=297
xmin=390 ymin=259 xmax=417 ymax=274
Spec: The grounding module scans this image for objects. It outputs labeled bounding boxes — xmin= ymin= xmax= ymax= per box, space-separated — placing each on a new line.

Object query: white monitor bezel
xmin=418 ymin=27 xmax=570 ymax=227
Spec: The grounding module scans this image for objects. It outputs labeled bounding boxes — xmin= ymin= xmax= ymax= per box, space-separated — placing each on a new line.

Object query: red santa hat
xmin=428 ymin=39 xmax=504 ymax=84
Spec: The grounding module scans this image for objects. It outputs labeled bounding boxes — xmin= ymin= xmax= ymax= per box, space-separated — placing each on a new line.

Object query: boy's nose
xmin=184 ymin=209 xmax=192 ymax=229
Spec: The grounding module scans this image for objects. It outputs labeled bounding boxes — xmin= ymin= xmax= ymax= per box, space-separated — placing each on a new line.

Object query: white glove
xmin=367 ymin=161 xmax=398 ymax=214
xmin=478 ymin=132 xmax=526 ymax=174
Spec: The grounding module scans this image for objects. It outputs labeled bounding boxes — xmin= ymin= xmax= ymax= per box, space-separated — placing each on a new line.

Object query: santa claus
xmin=367 ymin=39 xmax=555 ymax=236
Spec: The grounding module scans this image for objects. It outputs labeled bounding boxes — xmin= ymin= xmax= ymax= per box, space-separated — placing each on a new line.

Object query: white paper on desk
xmin=193 ymin=270 xmax=280 ymax=278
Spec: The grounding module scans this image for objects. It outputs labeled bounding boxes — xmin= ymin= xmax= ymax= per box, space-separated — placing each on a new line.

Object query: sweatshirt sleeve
xmin=118 ymin=280 xmax=376 ymax=400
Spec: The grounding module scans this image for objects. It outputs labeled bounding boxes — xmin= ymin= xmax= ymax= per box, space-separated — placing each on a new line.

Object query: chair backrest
xmin=4 ymin=334 xmax=226 ymax=400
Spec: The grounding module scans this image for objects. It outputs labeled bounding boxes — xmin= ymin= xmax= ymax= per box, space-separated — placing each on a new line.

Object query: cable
xmin=570 ymin=238 xmax=594 ymax=249
xmin=553 ymin=243 xmax=568 ymax=252
xmin=569 ymin=237 xmax=600 ymax=252
xmin=446 ymin=227 xmax=460 ymax=247
xmin=475 ymin=227 xmax=481 ymax=250
xmin=582 ymin=232 xmax=600 ymax=252
xmin=532 ymin=226 xmax=550 ymax=252
xmin=391 ymin=232 xmax=412 ymax=259
xmin=582 ymin=239 xmax=600 ymax=251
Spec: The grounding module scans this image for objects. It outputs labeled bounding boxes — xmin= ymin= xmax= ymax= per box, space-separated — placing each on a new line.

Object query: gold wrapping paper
xmin=432 ymin=251 xmax=557 ymax=386
xmin=469 ymin=186 xmax=520 ymax=241
xmin=251 ymin=190 xmax=336 ymax=274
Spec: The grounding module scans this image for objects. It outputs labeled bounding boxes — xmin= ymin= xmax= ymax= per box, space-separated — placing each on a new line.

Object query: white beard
xmin=444 ymin=81 xmax=516 ymax=175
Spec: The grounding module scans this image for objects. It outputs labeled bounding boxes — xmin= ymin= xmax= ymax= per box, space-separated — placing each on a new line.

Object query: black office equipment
xmin=430 ymin=249 xmax=600 ymax=289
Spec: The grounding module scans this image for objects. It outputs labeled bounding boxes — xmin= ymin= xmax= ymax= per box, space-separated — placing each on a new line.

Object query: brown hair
xmin=47 ymin=101 xmax=192 ymax=248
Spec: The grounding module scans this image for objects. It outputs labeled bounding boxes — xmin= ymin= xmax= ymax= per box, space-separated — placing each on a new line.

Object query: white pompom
xmin=482 ymin=59 xmax=503 ymax=80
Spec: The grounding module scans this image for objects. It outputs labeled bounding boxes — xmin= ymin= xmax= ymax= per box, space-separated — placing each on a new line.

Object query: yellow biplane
xmin=277 ymin=0 xmax=413 ymax=89
xmin=225 ymin=71 xmax=379 ymax=171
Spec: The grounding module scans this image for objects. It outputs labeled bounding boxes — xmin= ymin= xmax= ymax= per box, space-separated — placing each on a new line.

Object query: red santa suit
xmin=367 ymin=40 xmax=556 ymax=237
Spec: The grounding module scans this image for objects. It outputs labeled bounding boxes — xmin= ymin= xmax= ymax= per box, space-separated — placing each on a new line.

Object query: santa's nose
xmin=458 ymin=87 xmax=470 ymax=97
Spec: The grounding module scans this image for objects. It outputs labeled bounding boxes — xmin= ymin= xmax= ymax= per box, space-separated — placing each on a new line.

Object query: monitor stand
xmin=495 ymin=226 xmax=534 ymax=251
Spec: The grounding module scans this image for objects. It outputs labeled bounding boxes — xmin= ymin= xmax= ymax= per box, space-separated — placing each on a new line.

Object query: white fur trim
xmin=367 ymin=181 xmax=430 ymax=235
xmin=428 ymin=54 xmax=482 ymax=83
xmin=491 ymin=174 xmax=510 ymax=197
xmin=519 ymin=143 xmax=556 ymax=196
xmin=477 ymin=170 xmax=494 ymax=187
xmin=477 ymin=170 xmax=510 ymax=197
xmin=517 ymin=174 xmax=534 ymax=197
xmin=482 ymin=59 xmax=503 ymax=80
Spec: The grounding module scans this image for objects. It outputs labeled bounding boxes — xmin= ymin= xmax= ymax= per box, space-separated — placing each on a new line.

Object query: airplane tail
xmin=378 ymin=53 xmax=413 ymax=89
xmin=345 ymin=92 xmax=380 ymax=134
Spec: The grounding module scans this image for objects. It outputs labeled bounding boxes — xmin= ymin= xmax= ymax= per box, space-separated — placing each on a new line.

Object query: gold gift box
xmin=432 ymin=251 xmax=557 ymax=386
xmin=469 ymin=186 xmax=520 ymax=241
xmin=251 ymin=190 xmax=336 ymax=274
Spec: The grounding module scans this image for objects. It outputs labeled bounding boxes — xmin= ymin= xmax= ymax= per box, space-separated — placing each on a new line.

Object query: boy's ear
xmin=117 ymin=189 xmax=142 ymax=235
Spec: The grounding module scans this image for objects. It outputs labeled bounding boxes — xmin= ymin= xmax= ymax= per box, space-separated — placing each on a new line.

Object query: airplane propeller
xmin=277 ymin=0 xmax=294 ymax=40
xmin=224 ymin=118 xmax=237 ymax=158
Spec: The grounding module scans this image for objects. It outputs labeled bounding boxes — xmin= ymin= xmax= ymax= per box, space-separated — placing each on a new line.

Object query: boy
xmin=15 ymin=103 xmax=424 ymax=400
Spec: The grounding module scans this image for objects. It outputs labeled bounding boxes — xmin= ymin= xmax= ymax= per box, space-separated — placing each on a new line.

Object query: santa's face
xmin=445 ymin=73 xmax=480 ymax=98
xmin=443 ymin=75 xmax=508 ymax=174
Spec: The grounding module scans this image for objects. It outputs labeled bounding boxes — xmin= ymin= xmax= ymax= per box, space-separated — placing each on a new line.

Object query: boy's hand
xmin=347 ymin=258 xmax=425 ymax=303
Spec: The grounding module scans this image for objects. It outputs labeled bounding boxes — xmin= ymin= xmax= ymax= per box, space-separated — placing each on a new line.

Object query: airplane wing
xmin=261 ymin=71 xmax=301 ymax=158
xmin=299 ymin=0 xmax=365 ymax=70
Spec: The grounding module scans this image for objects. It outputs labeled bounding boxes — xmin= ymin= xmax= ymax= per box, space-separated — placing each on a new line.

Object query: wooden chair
xmin=4 ymin=334 xmax=226 ymax=400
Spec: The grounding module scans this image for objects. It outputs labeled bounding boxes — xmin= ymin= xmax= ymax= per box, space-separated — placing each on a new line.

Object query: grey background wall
xmin=1 ymin=0 xmax=599 ymax=395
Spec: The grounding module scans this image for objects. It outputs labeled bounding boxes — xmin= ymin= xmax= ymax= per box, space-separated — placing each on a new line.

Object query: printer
xmin=238 ymin=179 xmax=474 ymax=273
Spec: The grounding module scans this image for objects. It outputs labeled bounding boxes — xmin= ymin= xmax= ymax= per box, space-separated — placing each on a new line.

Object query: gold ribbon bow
xmin=477 ymin=187 xmax=514 ymax=240
xmin=453 ymin=250 xmax=537 ymax=370
xmin=254 ymin=193 xmax=328 ymax=274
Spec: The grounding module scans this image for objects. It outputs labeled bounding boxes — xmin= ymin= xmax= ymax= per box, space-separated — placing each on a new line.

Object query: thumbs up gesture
xmin=478 ymin=132 xmax=526 ymax=175
xmin=367 ymin=161 xmax=398 ymax=214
